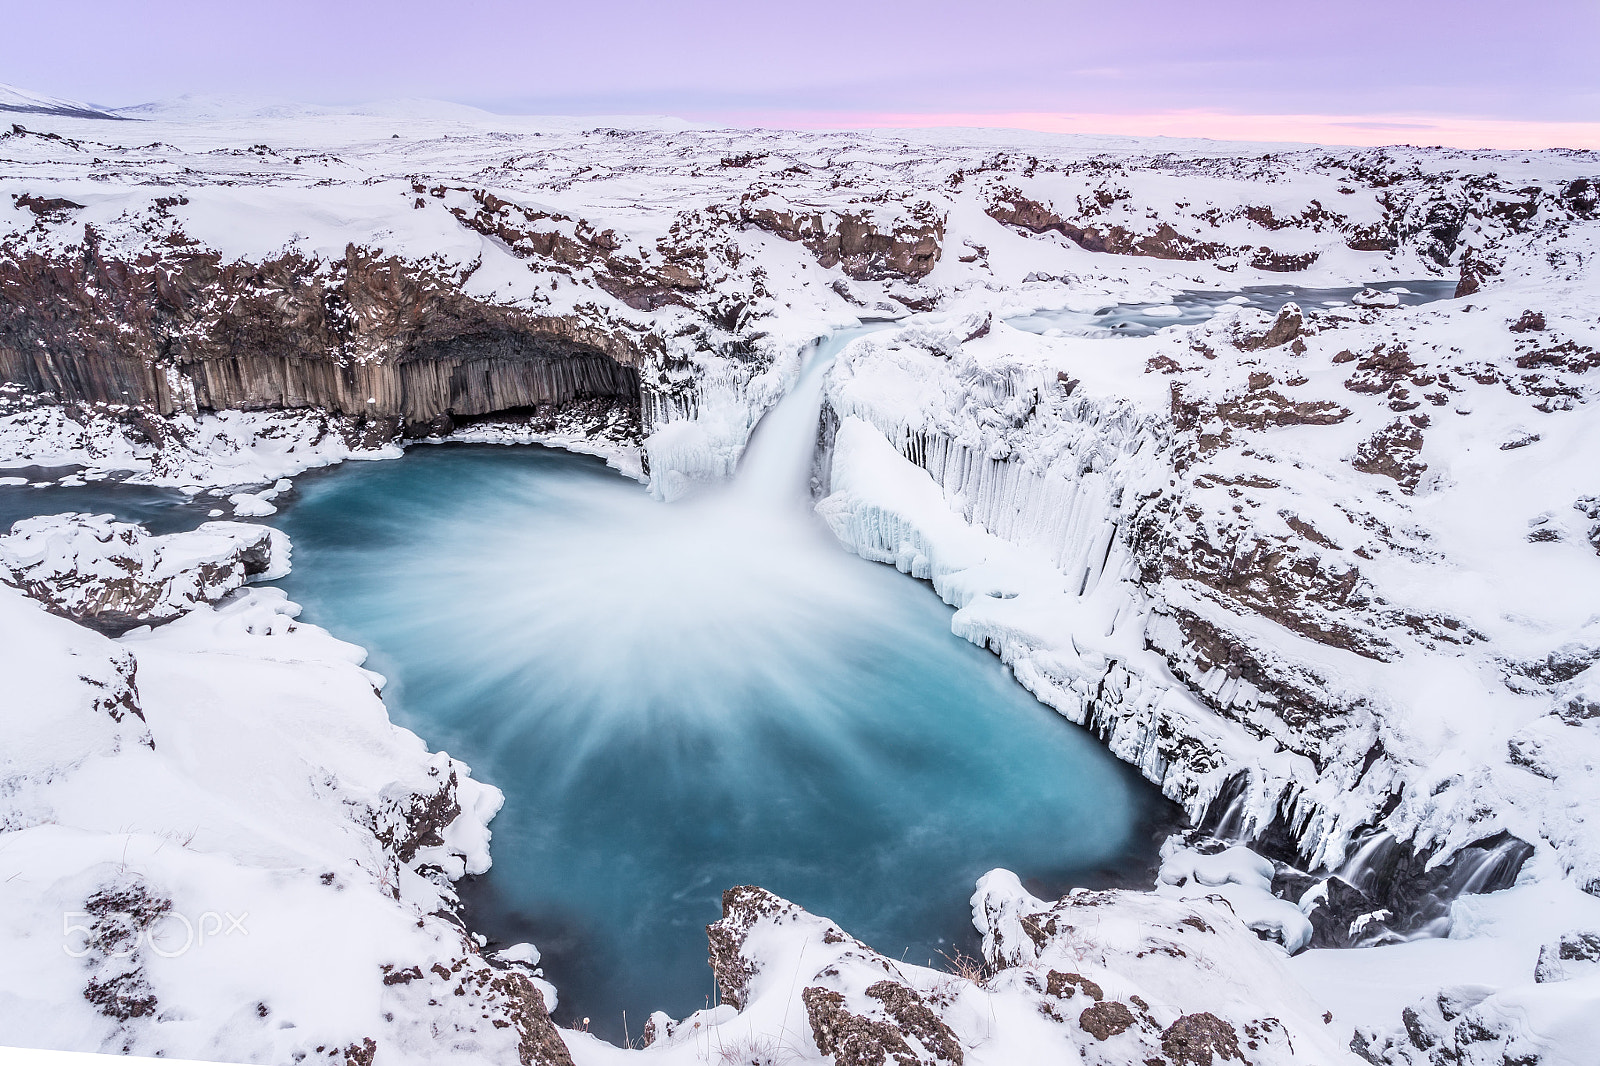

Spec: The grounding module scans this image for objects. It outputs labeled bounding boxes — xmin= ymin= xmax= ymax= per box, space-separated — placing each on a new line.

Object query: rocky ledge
xmin=0 ymin=511 xmax=287 ymax=633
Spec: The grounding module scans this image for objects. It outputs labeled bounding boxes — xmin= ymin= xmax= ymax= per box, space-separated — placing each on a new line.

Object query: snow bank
xmin=0 ymin=543 xmax=568 ymax=1064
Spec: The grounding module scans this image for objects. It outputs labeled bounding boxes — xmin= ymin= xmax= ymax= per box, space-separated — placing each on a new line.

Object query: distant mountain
xmin=0 ymin=83 xmax=125 ymax=120
xmin=111 ymin=92 xmax=499 ymax=122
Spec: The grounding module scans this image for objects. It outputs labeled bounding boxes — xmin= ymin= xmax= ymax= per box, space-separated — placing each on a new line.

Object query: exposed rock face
xmin=78 ymin=878 xmax=171 ymax=1022
xmin=802 ymin=983 xmax=963 ymax=1066
xmin=1534 ymin=930 xmax=1600 ymax=983
xmin=445 ymin=187 xmax=704 ymax=313
xmin=1351 ymin=419 xmax=1428 ymax=492
xmin=707 ymin=884 xmax=788 ymax=1010
xmin=1237 ymin=303 xmax=1305 ymax=351
xmin=987 ymin=186 xmax=1232 ymax=262
xmin=0 ymin=243 xmax=643 ymax=436
xmin=1078 ymin=1000 xmax=1137 ymax=1040
xmin=739 ymin=192 xmax=945 ymax=280
xmin=0 ymin=513 xmax=286 ymax=634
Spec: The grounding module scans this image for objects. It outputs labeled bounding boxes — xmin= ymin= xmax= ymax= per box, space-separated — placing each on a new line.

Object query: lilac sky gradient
xmin=6 ymin=0 xmax=1598 ymax=142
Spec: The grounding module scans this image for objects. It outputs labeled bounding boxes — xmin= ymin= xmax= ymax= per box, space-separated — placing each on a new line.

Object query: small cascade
xmin=1314 ymin=828 xmax=1535 ymax=941
xmin=731 ymin=337 xmax=830 ymax=507
xmin=733 ymin=325 xmax=890 ymax=507
xmin=1335 ymin=829 xmax=1399 ymax=898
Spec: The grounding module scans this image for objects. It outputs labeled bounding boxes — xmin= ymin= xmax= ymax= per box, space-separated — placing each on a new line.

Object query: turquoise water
xmin=0 ymin=468 xmax=217 ymax=533
xmin=260 ymin=445 xmax=1174 ymax=1039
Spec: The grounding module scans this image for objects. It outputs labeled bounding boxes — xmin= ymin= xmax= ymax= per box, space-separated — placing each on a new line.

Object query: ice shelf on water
xmin=1004 ymin=279 xmax=1458 ymax=338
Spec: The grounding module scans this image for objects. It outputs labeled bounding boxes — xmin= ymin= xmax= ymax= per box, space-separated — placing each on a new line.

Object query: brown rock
xmin=802 ymin=984 xmax=963 ymax=1066
xmin=1160 ymin=1012 xmax=1243 ymax=1066
xmin=1235 ymin=303 xmax=1304 ymax=351
xmin=739 ymin=194 xmax=944 ymax=280
xmin=0 ymin=241 xmax=644 ymax=427
xmin=985 ymin=189 xmax=1229 ymax=262
xmin=1352 ymin=419 xmax=1427 ymax=493
xmin=706 ymin=885 xmax=787 ymax=1009
xmin=1078 ymin=1000 xmax=1137 ymax=1040
xmin=1045 ymin=971 xmax=1103 ymax=1001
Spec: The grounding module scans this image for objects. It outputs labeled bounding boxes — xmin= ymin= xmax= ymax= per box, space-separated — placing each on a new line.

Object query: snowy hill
xmin=0 ymin=83 xmax=123 ymax=120
xmin=110 ymin=92 xmax=501 ymax=123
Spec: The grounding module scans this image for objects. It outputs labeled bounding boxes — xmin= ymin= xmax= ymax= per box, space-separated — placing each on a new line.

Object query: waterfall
xmin=733 ymin=326 xmax=888 ymax=507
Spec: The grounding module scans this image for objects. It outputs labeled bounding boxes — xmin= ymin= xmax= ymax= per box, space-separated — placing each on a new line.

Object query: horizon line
xmin=684 ymin=108 xmax=1600 ymax=152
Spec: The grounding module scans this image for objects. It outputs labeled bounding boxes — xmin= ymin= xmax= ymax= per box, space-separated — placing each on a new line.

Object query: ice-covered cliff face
xmin=815 ymin=199 xmax=1600 ymax=884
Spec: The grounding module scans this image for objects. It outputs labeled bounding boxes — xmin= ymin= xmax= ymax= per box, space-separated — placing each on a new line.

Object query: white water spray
xmin=734 ymin=327 xmax=888 ymax=507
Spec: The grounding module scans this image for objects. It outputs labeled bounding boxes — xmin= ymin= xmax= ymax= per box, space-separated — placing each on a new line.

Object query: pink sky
xmin=746 ymin=111 xmax=1600 ymax=152
xmin=5 ymin=0 xmax=1597 ymax=151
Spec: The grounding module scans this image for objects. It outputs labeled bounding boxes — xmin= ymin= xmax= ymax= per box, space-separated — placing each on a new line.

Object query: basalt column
xmin=0 ymin=247 xmax=645 ymax=437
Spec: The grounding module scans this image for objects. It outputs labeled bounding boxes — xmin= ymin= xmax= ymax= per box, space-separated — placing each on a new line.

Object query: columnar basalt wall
xmin=0 ymin=246 xmax=645 ymax=432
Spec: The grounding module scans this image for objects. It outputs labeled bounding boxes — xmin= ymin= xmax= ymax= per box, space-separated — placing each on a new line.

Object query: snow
xmin=1156 ymin=843 xmax=1314 ymax=953
xmin=0 ymin=513 xmax=289 ymax=630
xmin=0 ymin=546 xmax=540 ymax=1063
xmin=1353 ymin=287 xmax=1403 ymax=308
xmin=226 ymin=492 xmax=276 ymax=516
xmin=2 ymin=97 xmax=1599 ymax=1063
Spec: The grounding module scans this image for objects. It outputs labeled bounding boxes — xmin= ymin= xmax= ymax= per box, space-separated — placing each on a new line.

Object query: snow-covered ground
xmin=2 ymin=100 xmax=1599 ymax=1064
xmin=0 ymin=522 xmax=566 ymax=1064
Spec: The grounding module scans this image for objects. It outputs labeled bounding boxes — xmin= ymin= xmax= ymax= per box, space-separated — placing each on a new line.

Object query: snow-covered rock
xmin=0 ymin=513 xmax=287 ymax=633
xmin=0 ymin=576 xmax=575 ymax=1064
xmin=1352 ymin=287 xmax=1403 ymax=308
xmin=635 ymin=878 xmax=1356 ymax=1066
xmin=1156 ymin=842 xmax=1315 ymax=953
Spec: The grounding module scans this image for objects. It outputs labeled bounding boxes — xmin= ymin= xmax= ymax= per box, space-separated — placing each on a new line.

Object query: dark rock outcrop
xmin=987 ymin=188 xmax=1230 ymax=262
xmin=739 ymin=193 xmax=945 ymax=280
xmin=0 ymin=514 xmax=283 ymax=635
xmin=1352 ymin=420 xmax=1427 ymax=493
xmin=802 ymin=984 xmax=963 ymax=1066
xmin=1078 ymin=1000 xmax=1137 ymax=1040
xmin=707 ymin=885 xmax=787 ymax=1009
xmin=0 ymin=243 xmax=643 ymax=436
xmin=1237 ymin=303 xmax=1305 ymax=351
xmin=1160 ymin=1012 xmax=1242 ymax=1066
xmin=1534 ymin=930 xmax=1600 ymax=983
